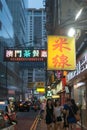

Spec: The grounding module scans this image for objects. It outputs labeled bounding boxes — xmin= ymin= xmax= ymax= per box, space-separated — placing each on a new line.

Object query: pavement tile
xmin=36 ymin=119 xmax=82 ymax=130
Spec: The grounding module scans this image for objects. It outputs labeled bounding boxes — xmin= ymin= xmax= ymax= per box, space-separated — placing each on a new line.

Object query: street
xmin=0 ymin=0 xmax=87 ymax=130
xmin=16 ymin=109 xmax=39 ymax=130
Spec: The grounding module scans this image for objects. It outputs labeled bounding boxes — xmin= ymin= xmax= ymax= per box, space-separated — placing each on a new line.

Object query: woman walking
xmin=54 ymin=100 xmax=63 ymax=130
xmin=45 ymin=99 xmax=54 ymax=130
xmin=69 ymin=99 xmax=79 ymax=130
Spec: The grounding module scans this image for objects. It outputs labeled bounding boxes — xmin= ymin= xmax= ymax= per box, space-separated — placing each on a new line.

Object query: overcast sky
xmin=28 ymin=0 xmax=44 ymax=8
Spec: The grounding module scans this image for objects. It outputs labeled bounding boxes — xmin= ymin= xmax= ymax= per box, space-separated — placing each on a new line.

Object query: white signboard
xmin=67 ymin=55 xmax=87 ymax=81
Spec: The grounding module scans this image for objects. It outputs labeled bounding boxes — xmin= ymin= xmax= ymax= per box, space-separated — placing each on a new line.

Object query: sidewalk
xmin=36 ymin=119 xmax=47 ymax=130
xmin=36 ymin=119 xmax=81 ymax=130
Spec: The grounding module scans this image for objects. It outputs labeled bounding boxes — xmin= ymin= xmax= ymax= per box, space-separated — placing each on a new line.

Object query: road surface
xmin=16 ymin=109 xmax=39 ymax=130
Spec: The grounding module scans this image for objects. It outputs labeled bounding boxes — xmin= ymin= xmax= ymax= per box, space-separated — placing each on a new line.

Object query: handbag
xmin=70 ymin=106 xmax=80 ymax=121
xmin=57 ymin=116 xmax=62 ymax=122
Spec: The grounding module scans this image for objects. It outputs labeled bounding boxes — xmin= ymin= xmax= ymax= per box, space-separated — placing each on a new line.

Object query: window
xmin=0 ymin=21 xmax=2 ymax=30
xmin=30 ymin=16 xmax=32 ymax=20
xmin=34 ymin=11 xmax=41 ymax=15
xmin=0 ymin=1 xmax=2 ymax=11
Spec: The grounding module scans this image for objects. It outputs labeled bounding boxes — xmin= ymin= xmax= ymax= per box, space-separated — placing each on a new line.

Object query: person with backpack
xmin=63 ymin=99 xmax=79 ymax=130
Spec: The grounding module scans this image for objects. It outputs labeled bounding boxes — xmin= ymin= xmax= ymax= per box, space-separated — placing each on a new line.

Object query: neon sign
xmin=4 ymin=49 xmax=47 ymax=62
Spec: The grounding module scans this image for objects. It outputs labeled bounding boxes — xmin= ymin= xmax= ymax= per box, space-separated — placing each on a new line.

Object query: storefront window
xmin=78 ymin=86 xmax=86 ymax=109
xmin=74 ymin=84 xmax=87 ymax=128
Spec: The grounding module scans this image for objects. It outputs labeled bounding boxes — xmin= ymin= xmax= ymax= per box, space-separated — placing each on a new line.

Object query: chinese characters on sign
xmin=46 ymin=90 xmax=52 ymax=98
xmin=4 ymin=49 xmax=47 ymax=62
xmin=67 ymin=55 xmax=87 ymax=81
xmin=36 ymin=82 xmax=45 ymax=88
xmin=47 ymin=36 xmax=76 ymax=70
xmin=52 ymin=54 xmax=71 ymax=68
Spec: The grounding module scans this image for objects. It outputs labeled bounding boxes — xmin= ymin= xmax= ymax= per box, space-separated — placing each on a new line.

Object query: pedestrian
xmin=63 ymin=99 xmax=69 ymax=130
xmin=69 ymin=99 xmax=80 ymax=129
xmin=63 ymin=98 xmax=79 ymax=130
xmin=44 ymin=98 xmax=54 ymax=130
xmin=54 ymin=100 xmax=63 ymax=130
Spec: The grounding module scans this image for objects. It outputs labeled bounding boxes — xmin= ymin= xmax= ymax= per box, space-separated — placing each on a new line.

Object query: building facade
xmin=0 ymin=0 xmax=28 ymax=101
xmin=6 ymin=0 xmax=29 ymax=100
xmin=6 ymin=0 xmax=27 ymax=47
xmin=26 ymin=8 xmax=46 ymax=94
xmin=67 ymin=35 xmax=87 ymax=128
xmin=33 ymin=69 xmax=45 ymax=82
xmin=45 ymin=0 xmax=80 ymax=35
xmin=0 ymin=0 xmax=14 ymax=99
xmin=26 ymin=8 xmax=46 ymax=49
xmin=0 ymin=0 xmax=22 ymax=100
xmin=45 ymin=0 xmax=87 ymax=128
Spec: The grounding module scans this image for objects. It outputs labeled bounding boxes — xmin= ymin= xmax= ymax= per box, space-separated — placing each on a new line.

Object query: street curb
xmin=2 ymin=125 xmax=17 ymax=130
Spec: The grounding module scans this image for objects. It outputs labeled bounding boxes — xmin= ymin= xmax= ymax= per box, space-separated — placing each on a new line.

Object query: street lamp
xmin=67 ymin=27 xmax=76 ymax=37
xmin=75 ymin=8 xmax=83 ymax=21
xmin=67 ymin=6 xmax=87 ymax=37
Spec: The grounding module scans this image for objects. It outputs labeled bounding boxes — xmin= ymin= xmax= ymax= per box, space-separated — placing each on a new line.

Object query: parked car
xmin=19 ymin=101 xmax=30 ymax=112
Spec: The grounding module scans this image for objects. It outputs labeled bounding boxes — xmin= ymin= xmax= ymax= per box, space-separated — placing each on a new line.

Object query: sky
xmin=28 ymin=0 xmax=44 ymax=9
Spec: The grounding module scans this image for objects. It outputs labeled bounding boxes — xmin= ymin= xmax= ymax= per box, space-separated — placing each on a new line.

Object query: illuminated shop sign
xmin=36 ymin=88 xmax=45 ymax=93
xmin=67 ymin=55 xmax=87 ymax=81
xmin=4 ymin=49 xmax=47 ymax=62
xmin=46 ymin=90 xmax=52 ymax=98
xmin=47 ymin=36 xmax=76 ymax=70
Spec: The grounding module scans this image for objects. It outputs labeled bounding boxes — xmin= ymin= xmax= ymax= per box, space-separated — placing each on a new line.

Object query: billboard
xmin=4 ymin=49 xmax=47 ymax=62
xmin=47 ymin=36 xmax=76 ymax=70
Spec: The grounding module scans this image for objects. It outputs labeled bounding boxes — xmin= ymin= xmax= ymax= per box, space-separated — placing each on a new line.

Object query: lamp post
xmin=67 ymin=6 xmax=87 ymax=37
xmin=22 ymin=70 xmax=24 ymax=101
xmin=67 ymin=27 xmax=76 ymax=37
xmin=75 ymin=8 xmax=83 ymax=21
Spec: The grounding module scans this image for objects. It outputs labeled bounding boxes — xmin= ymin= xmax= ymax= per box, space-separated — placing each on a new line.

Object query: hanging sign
xmin=4 ymin=49 xmax=47 ymax=62
xmin=47 ymin=36 xmax=76 ymax=70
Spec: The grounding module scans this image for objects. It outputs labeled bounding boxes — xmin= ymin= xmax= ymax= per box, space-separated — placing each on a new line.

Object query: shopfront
xmin=67 ymin=49 xmax=87 ymax=128
xmin=73 ymin=74 xmax=87 ymax=128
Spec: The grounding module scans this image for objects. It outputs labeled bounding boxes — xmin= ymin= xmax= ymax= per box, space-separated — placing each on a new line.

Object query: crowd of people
xmin=40 ymin=98 xmax=80 ymax=130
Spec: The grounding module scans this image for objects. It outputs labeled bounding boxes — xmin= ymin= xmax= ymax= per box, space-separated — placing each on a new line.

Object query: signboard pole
xmin=5 ymin=62 xmax=8 ymax=99
xmin=22 ymin=71 xmax=24 ymax=100
xmin=45 ymin=58 xmax=47 ymax=97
